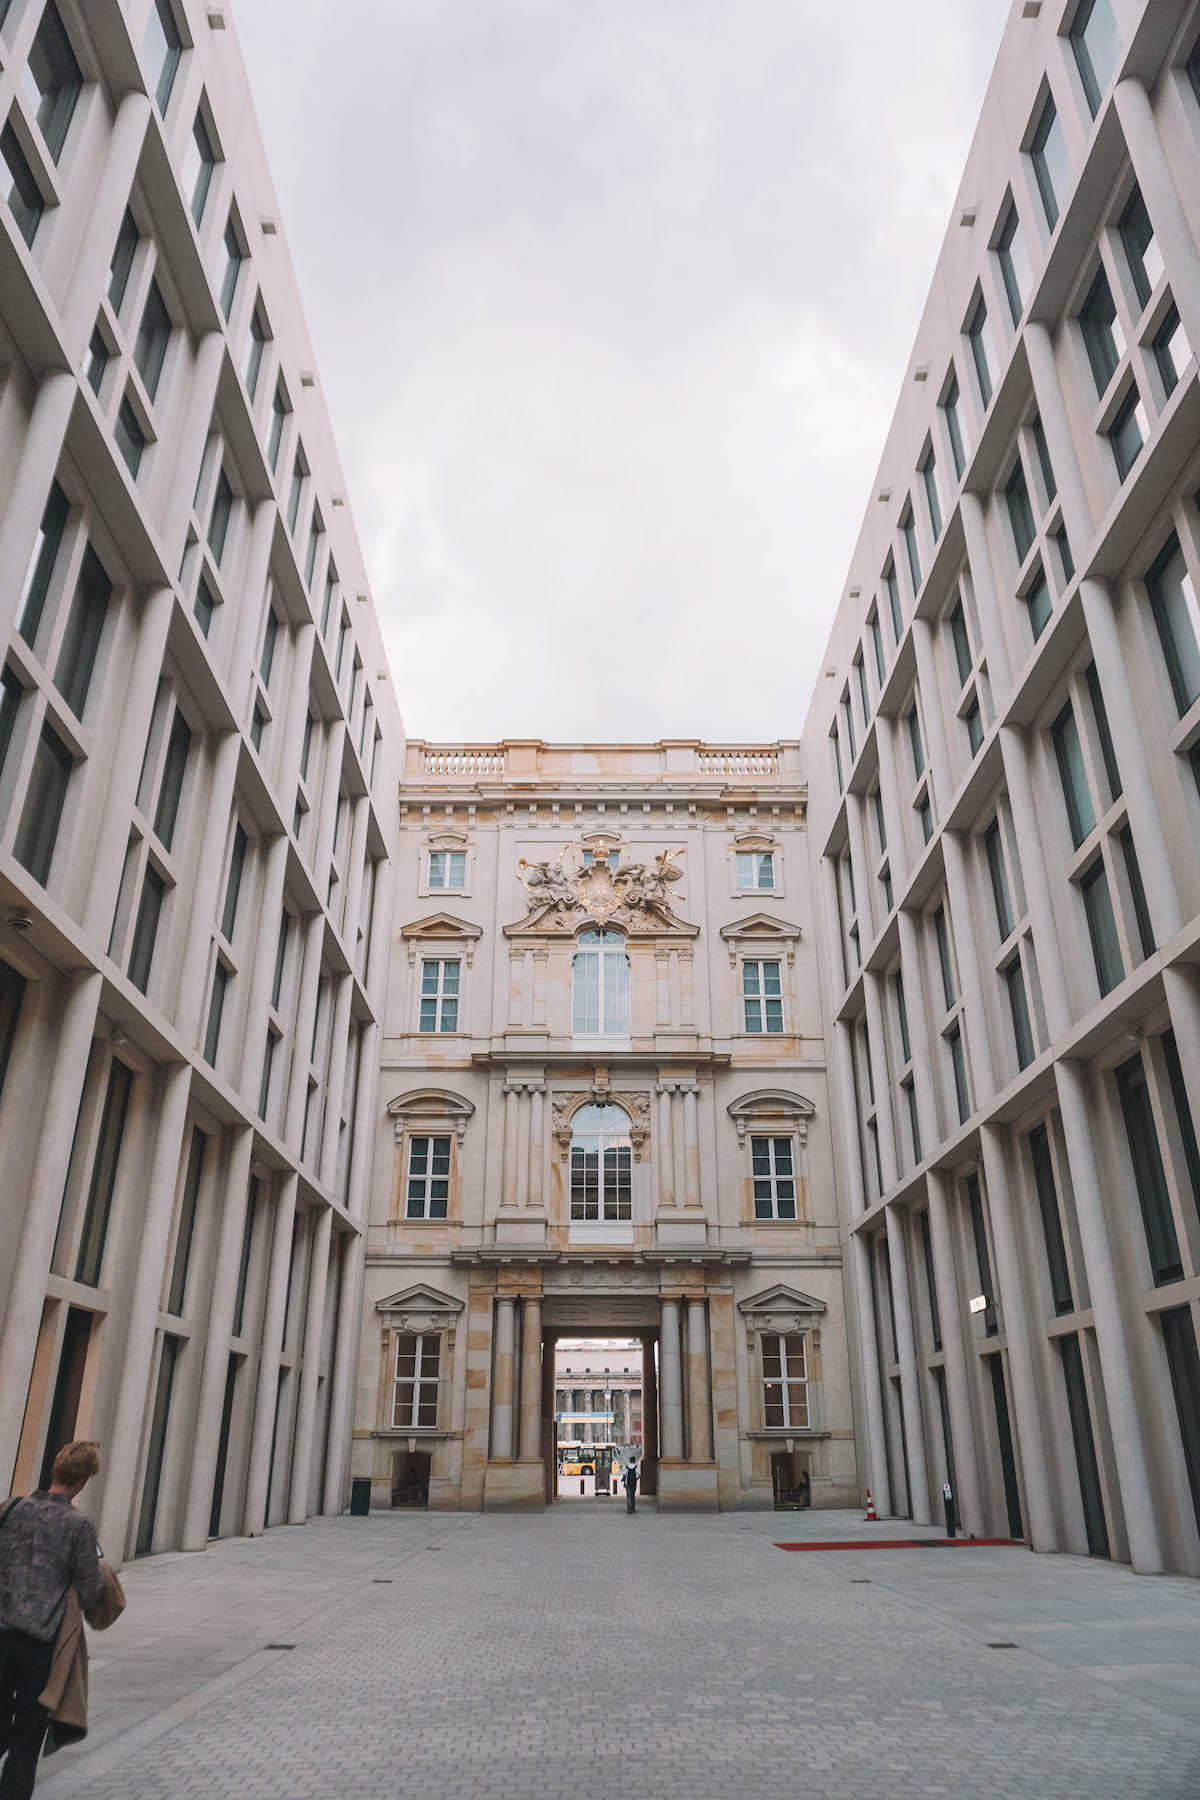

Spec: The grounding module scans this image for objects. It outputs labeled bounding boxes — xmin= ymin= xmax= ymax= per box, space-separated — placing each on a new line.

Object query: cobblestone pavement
xmin=34 ymin=1505 xmax=1200 ymax=1800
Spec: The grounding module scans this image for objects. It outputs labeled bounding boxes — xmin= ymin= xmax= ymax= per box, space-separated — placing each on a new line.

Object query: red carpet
xmin=773 ymin=1537 xmax=1022 ymax=1551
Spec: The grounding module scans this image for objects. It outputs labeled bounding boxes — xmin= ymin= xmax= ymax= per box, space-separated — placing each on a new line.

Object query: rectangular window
xmin=153 ymin=707 xmax=190 ymax=849
xmin=1110 ymin=386 xmax=1146 ymax=482
xmin=134 ymin=280 xmax=171 ymax=401
xmin=207 ymin=467 xmax=233 ymax=565
xmin=1081 ymin=858 xmax=1123 ymax=996
xmin=249 ymin=703 xmax=264 ymax=752
xmin=735 ymin=850 xmax=774 ymax=890
xmin=921 ymin=449 xmax=942 ymax=540
xmin=419 ymin=958 xmax=460 ymax=1034
xmin=1119 ymin=186 xmax=1162 ymax=312
xmin=14 ymin=723 xmax=71 ymax=884
xmin=872 ymin=788 xmax=887 ymax=854
xmin=967 ymin=1173 xmax=997 ymax=1336
xmin=1052 ymin=701 xmax=1095 ymax=847
xmin=428 ymin=849 xmax=466 ymax=890
xmin=0 ymin=667 xmax=21 ymax=785
xmin=949 ymin=601 xmax=971 ymax=687
xmin=392 ymin=1332 xmax=440 ymax=1429
xmin=115 ymin=394 xmax=146 ymax=478
xmin=203 ymin=959 xmax=228 ymax=1066
xmin=984 ymin=820 xmax=1014 ymax=939
xmin=840 ymin=692 xmax=855 ymax=763
xmin=742 ymin=960 xmax=783 ymax=1034
xmin=271 ymin=908 xmax=290 ymax=1009
xmin=968 ymin=297 xmax=994 ymax=407
xmin=1059 ymin=1333 xmax=1109 ymax=1557
xmin=1007 ymin=956 xmax=1035 ymax=1070
xmin=1005 ymin=460 xmax=1035 ymax=564
xmin=17 ymin=479 xmax=69 ymax=648
xmin=75 ymin=1059 xmax=133 ymax=1286
xmin=1161 ymin=1308 xmax=1200 ymax=1540
xmin=260 ymin=607 xmax=279 ymax=688
xmin=868 ymin=611 xmax=885 ymax=684
xmin=1080 ymin=269 xmax=1123 ymax=396
xmin=570 ymin=1121 xmax=632 ymax=1222
xmin=901 ymin=508 xmax=921 ymax=595
xmin=1025 ymin=565 xmax=1052 ymax=642
xmin=167 ymin=1127 xmax=206 ymax=1315
xmin=1055 ymin=525 xmax=1075 ymax=583
xmin=406 ymin=1135 xmax=451 ymax=1220
xmin=287 ymin=454 xmax=304 ymax=531
xmin=258 ymin=1029 xmax=275 ymax=1119
xmin=948 ymin=1024 xmax=970 ymax=1124
xmin=884 ymin=563 xmax=902 ymax=644
xmin=128 ymin=865 xmax=164 ymax=993
xmin=300 ymin=710 xmax=314 ymax=781
xmin=1115 ymin=1052 xmax=1182 ymax=1284
xmin=964 ymin=696 xmax=983 ymax=756
xmin=220 ymin=822 xmax=248 ymax=941
xmin=934 ymin=905 xmax=954 ymax=1009
xmin=997 ymin=203 xmax=1030 ymax=326
xmin=894 ymin=970 xmax=911 ymax=1061
xmin=1154 ymin=305 xmax=1192 ymax=397
xmin=1 ymin=124 xmax=43 ymax=247
xmin=26 ymin=1 xmax=81 ymax=162
xmin=1031 ymin=96 xmax=1068 ymax=230
xmin=183 ymin=108 xmax=216 ymax=226
xmin=751 ymin=1136 xmax=796 ymax=1220
xmin=762 ymin=1333 xmax=808 ymax=1429
xmin=304 ymin=509 xmax=322 ymax=588
xmin=232 ymin=1180 xmax=257 ymax=1336
xmin=919 ymin=1210 xmax=942 ymax=1350
xmin=917 ymin=793 xmax=934 ymax=844
xmin=1162 ymin=1030 xmax=1200 ymax=1222
xmin=943 ymin=374 xmax=967 ymax=479
xmin=1119 ymin=826 xmax=1154 ymax=961
xmin=854 ymin=652 xmax=869 ymax=723
xmin=830 ymin=726 xmax=843 ymax=794
xmin=0 ymin=957 xmax=26 ymax=1105
xmin=1146 ymin=534 xmax=1200 ymax=716
xmin=244 ymin=302 xmax=268 ymax=399
xmin=1029 ymin=1121 xmax=1073 ymax=1313
xmin=141 ymin=0 xmax=181 ymax=114
xmin=1031 ymin=413 xmax=1056 ymax=505
xmin=108 ymin=208 xmax=139 ymax=311
xmin=1084 ymin=663 xmax=1121 ymax=801
xmin=907 ymin=704 xmax=924 ymax=779
xmin=219 ymin=214 xmax=243 ymax=319
xmin=905 ymin=1079 xmax=922 ymax=1164
xmin=85 ymin=328 xmax=108 ymax=396
xmin=268 ymin=383 xmax=288 ymax=471
xmin=1071 ymin=0 xmax=1120 ymax=118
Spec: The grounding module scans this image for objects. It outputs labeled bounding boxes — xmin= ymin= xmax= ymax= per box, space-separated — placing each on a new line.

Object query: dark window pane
xmin=1115 ymin=1053 xmax=1183 ymax=1284
xmin=27 ymin=1 xmax=81 ymax=162
xmin=1161 ymin=1307 xmax=1200 ymax=1540
xmin=14 ymin=723 xmax=71 ymax=885
xmin=1084 ymin=663 xmax=1121 ymax=802
xmin=154 ymin=707 xmax=191 ymax=849
xmin=1146 ymin=533 xmax=1200 ymax=717
xmin=128 ymin=864 xmax=164 ymax=993
xmin=1052 ymin=702 xmax=1095 ymax=847
xmin=919 ymin=1209 xmax=941 ymax=1350
xmin=203 ymin=961 xmax=228 ymax=1066
xmin=17 ymin=479 xmax=69 ymax=647
xmin=114 ymin=395 xmax=146 ymax=477
xmin=0 ymin=955 xmax=27 ymax=1104
xmin=221 ymin=822 xmax=247 ymax=941
xmin=1060 ymin=1333 xmax=1109 ymax=1555
xmin=1029 ymin=1121 xmax=1072 ymax=1313
xmin=54 ymin=545 xmax=111 ymax=718
xmin=968 ymin=1174 xmax=997 ymax=1336
xmin=108 ymin=208 xmax=139 ymax=310
xmin=1161 ymin=1030 xmax=1200 ymax=1222
xmin=1118 ymin=827 xmax=1154 ymax=961
xmin=134 ymin=280 xmax=171 ymax=401
xmin=1007 ymin=958 xmax=1035 ymax=1070
xmin=76 ymin=1058 xmax=133 ymax=1285
xmin=1081 ymin=859 xmax=1123 ymax=996
xmin=167 ymin=1127 xmax=206 ymax=1314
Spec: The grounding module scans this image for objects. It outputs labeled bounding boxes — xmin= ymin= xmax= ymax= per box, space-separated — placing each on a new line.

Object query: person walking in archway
xmin=622 ymin=1456 xmax=638 ymax=1514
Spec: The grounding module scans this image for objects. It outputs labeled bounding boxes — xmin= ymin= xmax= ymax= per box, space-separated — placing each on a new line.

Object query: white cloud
xmin=233 ymin=0 xmax=1008 ymax=742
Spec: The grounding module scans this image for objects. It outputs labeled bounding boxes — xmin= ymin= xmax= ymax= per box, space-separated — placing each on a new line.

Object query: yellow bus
xmin=557 ymin=1442 xmax=620 ymax=1488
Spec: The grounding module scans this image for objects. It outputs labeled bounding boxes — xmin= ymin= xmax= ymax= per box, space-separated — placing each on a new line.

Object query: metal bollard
xmin=942 ymin=1481 xmax=956 ymax=1538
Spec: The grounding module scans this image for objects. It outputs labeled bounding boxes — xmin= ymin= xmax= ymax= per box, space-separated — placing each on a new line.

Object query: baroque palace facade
xmin=351 ymin=740 xmax=856 ymax=1512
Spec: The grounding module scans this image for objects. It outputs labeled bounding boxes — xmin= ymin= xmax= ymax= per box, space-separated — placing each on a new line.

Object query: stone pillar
xmin=863 ymin=973 xmax=898 ymax=1184
xmin=491 ymin=1297 xmax=516 ymax=1460
xmin=685 ymin=1297 xmax=711 ymax=1462
xmin=1163 ymin=967 xmax=1200 ymax=1146
xmin=236 ymin=833 xmax=290 ymax=1103
xmin=883 ymin=1208 xmax=932 ymax=1524
xmin=284 ymin=913 xmax=324 ymax=1143
xmin=924 ymin=1169 xmax=985 ymax=1538
xmin=850 ymin=1231 xmax=891 ymax=1516
xmin=0 ymin=370 xmax=77 ymax=647
xmin=229 ymin=499 xmax=278 ymax=699
xmin=1054 ymin=1059 xmax=1163 ymax=1573
xmin=1114 ymin=76 xmax=1200 ymax=351
xmin=641 ymin=1339 xmax=658 ymax=1494
xmin=978 ymin=1126 xmax=1056 ymax=1551
xmin=656 ymin=1083 xmax=675 ymax=1206
xmin=515 ymin=1085 xmax=531 ymax=1209
xmin=0 ymin=971 xmax=101 ymax=1491
xmin=655 ymin=950 xmax=671 ymax=1027
xmin=896 ymin=909 xmax=940 ymax=1158
xmin=682 ymin=1085 xmax=700 ymax=1209
xmin=501 ymin=1086 xmax=519 ymax=1212
xmin=658 ymin=1300 xmax=684 ymax=1460
xmin=287 ymin=1207 xmax=333 ymax=1524
xmin=518 ymin=1297 xmax=543 ymax=1462
xmin=243 ymin=1174 xmax=299 ymax=1536
xmin=176 ymin=730 xmax=242 ymax=1047
xmin=322 ymin=1228 xmax=365 ymax=1513
xmin=679 ymin=950 xmax=695 ymax=1026
xmin=319 ymin=974 xmax=354 ymax=1190
xmin=97 ymin=1062 xmax=192 ymax=1564
xmin=998 ymin=726 xmax=1071 ymax=1038
xmin=181 ymin=1124 xmax=254 ymax=1549
xmin=875 ymin=715 xmax=912 ymax=889
xmin=527 ymin=1085 xmax=545 ymax=1211
xmin=942 ymin=830 xmax=996 ymax=1101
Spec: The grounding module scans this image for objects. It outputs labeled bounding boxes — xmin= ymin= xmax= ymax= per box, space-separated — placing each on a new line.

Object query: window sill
xmin=568 ymin=1223 xmax=634 ymax=1246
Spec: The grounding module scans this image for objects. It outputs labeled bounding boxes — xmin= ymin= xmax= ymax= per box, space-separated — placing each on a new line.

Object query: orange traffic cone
xmin=865 ymin=1489 xmax=878 ymax=1522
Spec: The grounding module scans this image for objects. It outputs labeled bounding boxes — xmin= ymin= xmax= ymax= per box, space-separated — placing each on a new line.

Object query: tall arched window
xmin=571 ymin=930 xmax=629 ymax=1036
xmin=570 ymin=1104 xmax=632 ymax=1223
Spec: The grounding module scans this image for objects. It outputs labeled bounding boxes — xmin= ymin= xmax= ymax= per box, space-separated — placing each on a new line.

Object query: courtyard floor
xmin=32 ymin=1504 xmax=1200 ymax=1800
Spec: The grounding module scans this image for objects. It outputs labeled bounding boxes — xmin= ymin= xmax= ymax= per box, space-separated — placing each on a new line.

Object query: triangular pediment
xmin=376 ymin=1283 xmax=464 ymax=1316
xmin=400 ymin=911 xmax=482 ymax=940
xmin=738 ymin=1284 xmax=827 ymax=1317
xmin=719 ymin=912 xmax=801 ymax=941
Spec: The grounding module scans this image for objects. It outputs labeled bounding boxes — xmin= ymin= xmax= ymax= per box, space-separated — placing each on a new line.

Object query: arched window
xmin=570 ymin=1104 xmax=632 ymax=1223
xmin=572 ymin=930 xmax=629 ymax=1036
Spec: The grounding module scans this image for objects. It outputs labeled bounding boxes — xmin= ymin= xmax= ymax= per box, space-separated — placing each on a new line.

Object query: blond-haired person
xmin=0 ymin=1441 xmax=105 ymax=1798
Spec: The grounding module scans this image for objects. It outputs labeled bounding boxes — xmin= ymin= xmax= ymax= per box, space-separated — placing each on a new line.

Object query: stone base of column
xmin=494 ymin=1209 xmax=548 ymax=1248
xmin=483 ymin=1460 xmax=546 ymax=1510
xmin=653 ymin=1211 xmax=708 ymax=1249
xmin=656 ymin=1460 xmax=719 ymax=1510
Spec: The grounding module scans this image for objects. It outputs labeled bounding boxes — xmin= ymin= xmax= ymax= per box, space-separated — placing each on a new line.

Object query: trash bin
xmin=350 ymin=1477 xmax=372 ymax=1516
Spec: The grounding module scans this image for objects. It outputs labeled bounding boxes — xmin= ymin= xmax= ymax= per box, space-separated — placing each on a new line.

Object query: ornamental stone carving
xmin=551 ymin=1086 xmax=652 ymax=1160
xmin=514 ymin=842 xmax=687 ymax=933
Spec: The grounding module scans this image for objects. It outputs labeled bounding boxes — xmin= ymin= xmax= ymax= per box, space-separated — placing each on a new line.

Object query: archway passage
xmin=548 ymin=1335 xmax=648 ymax=1503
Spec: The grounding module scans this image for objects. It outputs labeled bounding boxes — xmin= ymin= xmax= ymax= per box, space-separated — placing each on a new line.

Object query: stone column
xmin=682 ymin=1085 xmax=700 ymax=1208
xmin=243 ymin=1174 xmax=299 ymax=1536
xmin=655 ymin=950 xmax=671 ymax=1028
xmin=501 ymin=1085 xmax=519 ymax=1211
xmin=978 ymin=1126 xmax=1055 ymax=1551
xmin=959 ymin=492 xmax=1013 ymax=698
xmin=491 ymin=1297 xmax=516 ymax=1460
xmin=64 ymin=87 xmax=152 ymax=343
xmin=850 ymin=1231 xmax=892 ymax=1516
xmin=97 ymin=1062 xmax=192 ymax=1564
xmin=942 ymin=830 xmax=996 ymax=1101
xmin=658 ymin=1300 xmax=684 ymax=1460
xmin=275 ymin=625 xmax=317 ymax=798
xmin=527 ymin=1084 xmax=545 ymax=1211
xmin=236 ymin=832 xmax=290 ymax=1103
xmin=229 ymin=499 xmax=278 ymax=698
xmin=998 ymin=726 xmax=1071 ymax=1038
xmin=863 ymin=973 xmax=899 ymax=1184
xmin=641 ymin=1340 xmax=658 ymax=1494
xmin=0 ymin=971 xmax=101 ymax=1491
xmin=1114 ymin=76 xmax=1200 ymax=350
xmin=1163 ymin=967 xmax=1200 ymax=1145
xmin=518 ymin=1297 xmax=543 ymax=1462
xmin=161 ymin=330 xmax=225 ymax=567
xmin=312 ymin=722 xmax=347 ymax=887
xmin=1054 ymin=1059 xmax=1163 ymax=1573
xmin=685 ymin=1297 xmax=711 ymax=1462
xmin=181 ymin=1124 xmax=254 ymax=1549
xmin=319 ymin=973 xmax=354 ymax=1189
xmin=875 ymin=715 xmax=912 ymax=889
xmin=0 ymin=370 xmax=78 ymax=646
xmin=656 ymin=1083 xmax=675 ymax=1206
xmin=175 ymin=730 xmax=242 ymax=1047
xmin=896 ymin=909 xmax=940 ymax=1158
xmin=322 ymin=1228 xmax=365 ymax=1513
xmin=924 ymin=1169 xmax=985 ymax=1539
xmin=515 ymin=1085 xmax=531 ymax=1209
xmin=679 ymin=951 xmax=695 ymax=1027
xmin=284 ymin=912 xmax=324 ymax=1143
xmin=884 ymin=1207 xmax=932 ymax=1523
xmin=287 ymin=1206 xmax=333 ymax=1525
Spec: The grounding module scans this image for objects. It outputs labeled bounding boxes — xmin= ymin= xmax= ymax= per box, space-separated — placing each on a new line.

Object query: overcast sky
xmin=234 ymin=0 xmax=1009 ymax=746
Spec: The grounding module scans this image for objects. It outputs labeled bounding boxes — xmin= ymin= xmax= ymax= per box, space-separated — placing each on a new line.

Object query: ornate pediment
xmin=505 ymin=843 xmax=696 ymax=937
xmin=719 ymin=912 xmax=801 ymax=967
xmin=387 ymin=1088 xmax=475 ymax=1148
xmin=738 ymin=1284 xmax=827 ymax=1332
xmin=727 ymin=1089 xmax=815 ymax=1147
xmin=400 ymin=912 xmax=482 ymax=940
xmin=376 ymin=1283 xmax=464 ymax=1332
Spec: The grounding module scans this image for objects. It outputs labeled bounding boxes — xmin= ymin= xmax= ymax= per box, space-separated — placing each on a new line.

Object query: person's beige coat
xmin=38 ymin=1561 xmax=125 ymax=1754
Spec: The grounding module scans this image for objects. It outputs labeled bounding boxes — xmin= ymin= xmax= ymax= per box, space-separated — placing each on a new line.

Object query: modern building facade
xmin=0 ymin=0 xmax=402 ymax=1566
xmin=803 ymin=0 xmax=1200 ymax=1576
xmin=352 ymin=739 xmax=856 ymax=1512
